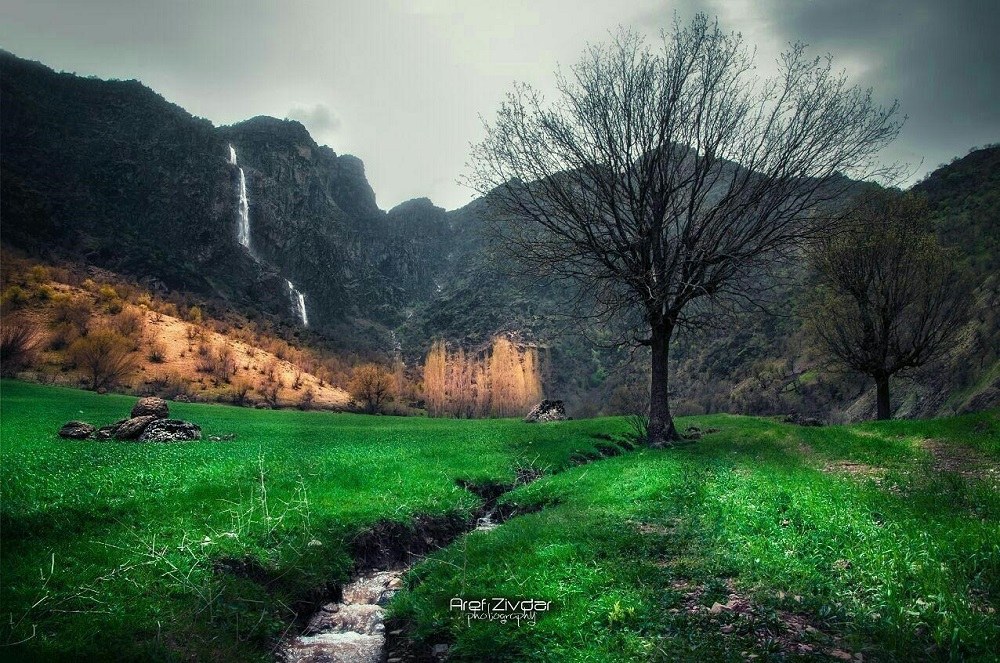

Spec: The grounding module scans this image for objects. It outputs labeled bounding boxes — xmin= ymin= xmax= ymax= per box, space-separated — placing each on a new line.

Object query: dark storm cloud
xmin=765 ymin=0 xmax=1000 ymax=168
xmin=1 ymin=0 xmax=996 ymax=205
xmin=637 ymin=0 xmax=1000 ymax=177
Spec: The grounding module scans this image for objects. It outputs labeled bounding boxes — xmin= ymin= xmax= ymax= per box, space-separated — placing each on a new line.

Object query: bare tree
xmin=349 ymin=363 xmax=395 ymax=414
xmin=805 ymin=189 xmax=972 ymax=420
xmin=468 ymin=14 xmax=902 ymax=445
xmin=69 ymin=330 xmax=138 ymax=391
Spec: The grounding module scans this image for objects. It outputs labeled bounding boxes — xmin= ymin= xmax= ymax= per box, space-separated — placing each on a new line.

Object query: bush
xmin=147 ymin=340 xmax=167 ymax=363
xmin=48 ymin=322 xmax=80 ymax=351
xmin=228 ymin=378 xmax=253 ymax=406
xmin=348 ymin=364 xmax=394 ymax=414
xmin=112 ymin=307 xmax=145 ymax=340
xmin=1 ymin=285 xmax=29 ymax=312
xmin=52 ymin=295 xmax=91 ymax=333
xmin=69 ymin=330 xmax=138 ymax=391
xmin=0 ymin=318 xmax=39 ymax=377
xmin=258 ymin=379 xmax=280 ymax=408
xmin=214 ymin=345 xmax=236 ymax=383
xmin=298 ymin=387 xmax=315 ymax=410
xmin=146 ymin=370 xmax=191 ymax=400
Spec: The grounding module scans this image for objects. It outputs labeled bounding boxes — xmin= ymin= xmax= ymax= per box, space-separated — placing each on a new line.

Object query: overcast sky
xmin=2 ymin=0 xmax=998 ymax=210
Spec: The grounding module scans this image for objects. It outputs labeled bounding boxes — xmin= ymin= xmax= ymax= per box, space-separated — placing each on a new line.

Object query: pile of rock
xmin=782 ymin=413 xmax=824 ymax=427
xmin=58 ymin=397 xmax=202 ymax=442
xmin=523 ymin=400 xmax=567 ymax=423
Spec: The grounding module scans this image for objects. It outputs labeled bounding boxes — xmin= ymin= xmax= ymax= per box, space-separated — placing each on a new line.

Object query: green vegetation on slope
xmin=0 ymin=380 xmax=628 ymax=661
xmin=2 ymin=381 xmax=997 ymax=661
xmin=393 ymin=413 xmax=1000 ymax=661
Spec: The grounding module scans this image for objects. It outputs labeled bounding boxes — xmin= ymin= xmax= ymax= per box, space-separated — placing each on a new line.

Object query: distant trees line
xmin=422 ymin=336 xmax=544 ymax=418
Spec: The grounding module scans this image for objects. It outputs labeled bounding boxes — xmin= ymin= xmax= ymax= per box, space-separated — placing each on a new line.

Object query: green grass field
xmin=1 ymin=380 xmax=998 ymax=661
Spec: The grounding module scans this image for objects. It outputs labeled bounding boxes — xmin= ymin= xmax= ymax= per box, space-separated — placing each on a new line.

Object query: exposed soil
xmin=920 ymin=439 xmax=999 ymax=484
xmin=670 ymin=579 xmax=864 ymax=661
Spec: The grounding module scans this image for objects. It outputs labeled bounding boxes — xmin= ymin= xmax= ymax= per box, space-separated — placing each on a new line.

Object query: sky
xmin=1 ymin=0 xmax=998 ymax=211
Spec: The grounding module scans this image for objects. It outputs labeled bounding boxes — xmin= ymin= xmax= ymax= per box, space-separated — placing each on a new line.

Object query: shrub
xmin=186 ymin=306 xmax=203 ymax=324
xmin=112 ymin=307 xmax=145 ymax=338
xmin=214 ymin=344 xmax=236 ymax=383
xmin=228 ymin=378 xmax=253 ymax=406
xmin=348 ymin=364 xmax=394 ymax=414
xmin=69 ymin=330 xmax=138 ymax=391
xmin=298 ymin=387 xmax=315 ymax=411
xmin=1 ymin=318 xmax=39 ymax=377
xmin=1 ymin=285 xmax=29 ymax=311
xmin=52 ymin=295 xmax=91 ymax=333
xmin=27 ymin=265 xmax=51 ymax=284
xmin=258 ymin=379 xmax=280 ymax=408
xmin=48 ymin=322 xmax=80 ymax=351
xmin=147 ymin=340 xmax=167 ymax=363
xmin=146 ymin=370 xmax=191 ymax=399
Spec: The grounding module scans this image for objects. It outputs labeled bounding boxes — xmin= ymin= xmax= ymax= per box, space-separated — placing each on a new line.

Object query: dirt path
xmin=920 ymin=439 xmax=999 ymax=484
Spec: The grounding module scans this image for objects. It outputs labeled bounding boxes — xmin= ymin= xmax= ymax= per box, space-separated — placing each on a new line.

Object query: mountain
xmin=1 ymin=51 xmax=437 ymax=333
xmin=2 ymin=50 xmax=996 ymax=419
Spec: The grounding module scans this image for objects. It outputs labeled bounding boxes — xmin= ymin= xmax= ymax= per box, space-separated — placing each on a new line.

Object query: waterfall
xmin=236 ymin=168 xmax=250 ymax=250
xmin=227 ymin=145 xmax=306 ymax=327
xmin=228 ymin=145 xmax=251 ymax=251
xmin=287 ymin=280 xmax=309 ymax=327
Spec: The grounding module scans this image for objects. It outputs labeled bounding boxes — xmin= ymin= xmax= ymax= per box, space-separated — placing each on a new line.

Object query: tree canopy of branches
xmin=69 ymin=329 xmax=138 ymax=391
xmin=805 ymin=189 xmax=972 ymax=419
xmin=468 ymin=14 xmax=903 ymax=445
xmin=348 ymin=363 xmax=394 ymax=414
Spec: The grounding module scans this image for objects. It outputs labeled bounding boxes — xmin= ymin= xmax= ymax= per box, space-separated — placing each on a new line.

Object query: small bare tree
xmin=348 ymin=363 xmax=394 ymax=414
xmin=0 ymin=318 xmax=39 ymax=377
xmin=805 ymin=189 xmax=973 ymax=419
xmin=468 ymin=14 xmax=902 ymax=445
xmin=69 ymin=330 xmax=138 ymax=391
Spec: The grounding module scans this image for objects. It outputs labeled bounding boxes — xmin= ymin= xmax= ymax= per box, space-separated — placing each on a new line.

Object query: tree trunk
xmin=875 ymin=373 xmax=891 ymax=420
xmin=647 ymin=319 xmax=680 ymax=446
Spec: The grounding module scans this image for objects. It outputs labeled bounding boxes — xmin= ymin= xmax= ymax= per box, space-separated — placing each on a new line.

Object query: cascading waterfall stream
xmin=236 ymin=169 xmax=250 ymax=249
xmin=227 ymin=145 xmax=308 ymax=327
xmin=228 ymin=144 xmax=252 ymax=251
xmin=287 ymin=280 xmax=309 ymax=327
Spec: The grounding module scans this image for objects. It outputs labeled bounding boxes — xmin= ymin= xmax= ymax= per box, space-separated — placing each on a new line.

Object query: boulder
xmin=95 ymin=419 xmax=128 ymax=440
xmin=782 ymin=413 xmax=824 ymax=427
xmin=131 ymin=396 xmax=169 ymax=419
xmin=524 ymin=400 xmax=567 ymax=423
xmin=139 ymin=419 xmax=202 ymax=442
xmin=113 ymin=415 xmax=158 ymax=440
xmin=58 ymin=420 xmax=95 ymax=439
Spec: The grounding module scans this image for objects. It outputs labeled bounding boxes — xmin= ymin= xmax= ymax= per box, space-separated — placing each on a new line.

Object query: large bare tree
xmin=806 ymin=189 xmax=972 ymax=420
xmin=467 ymin=14 xmax=903 ymax=444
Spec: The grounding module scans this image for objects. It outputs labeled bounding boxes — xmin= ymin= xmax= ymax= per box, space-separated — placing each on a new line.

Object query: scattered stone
xmin=523 ymin=400 xmax=567 ymax=423
xmin=279 ymin=632 xmax=384 ymax=663
xmin=432 ymin=643 xmax=450 ymax=657
xmin=130 ymin=396 xmax=169 ymax=419
xmin=306 ymin=603 xmax=385 ymax=636
xmin=58 ymin=420 xmax=95 ymax=439
xmin=782 ymin=413 xmax=824 ymax=427
xmin=341 ymin=571 xmax=404 ymax=605
xmin=208 ymin=433 xmax=236 ymax=441
xmin=113 ymin=415 xmax=158 ymax=440
xmin=139 ymin=419 xmax=202 ymax=442
xmin=94 ymin=419 xmax=127 ymax=440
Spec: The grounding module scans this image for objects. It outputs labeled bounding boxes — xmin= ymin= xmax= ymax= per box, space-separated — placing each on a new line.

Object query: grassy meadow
xmin=1 ymin=380 xmax=998 ymax=661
